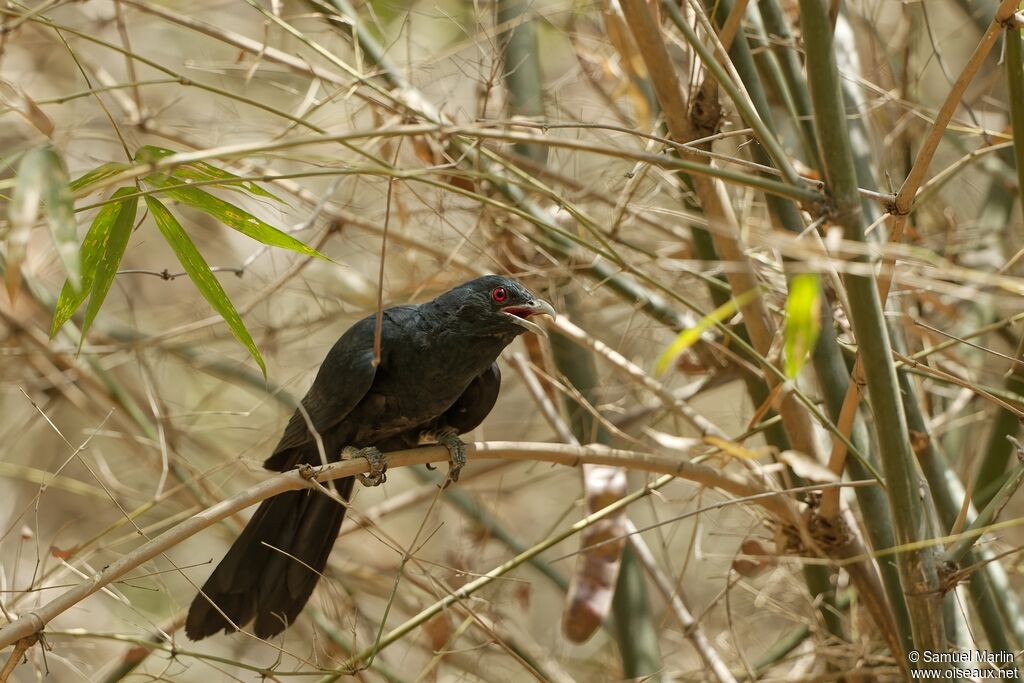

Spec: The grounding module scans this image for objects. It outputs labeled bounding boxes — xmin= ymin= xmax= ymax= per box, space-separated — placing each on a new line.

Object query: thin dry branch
xmin=618 ymin=0 xmax=822 ymax=461
xmin=821 ymin=0 xmax=1024 ymax=512
xmin=0 ymin=441 xmax=800 ymax=650
xmin=552 ymin=317 xmax=729 ymax=440
xmin=893 ymin=0 xmax=1021 ymax=215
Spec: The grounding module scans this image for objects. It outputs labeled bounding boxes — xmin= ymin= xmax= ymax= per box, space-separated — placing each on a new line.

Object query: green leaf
xmin=146 ymin=177 xmax=328 ymax=261
xmin=134 ymin=145 xmax=174 ymax=161
xmin=70 ymin=161 xmax=130 ymax=194
xmin=783 ymin=274 xmax=822 ymax=379
xmin=50 ymin=188 xmax=137 ymax=337
xmin=8 ymin=147 xmax=80 ymax=297
xmin=7 ymin=148 xmax=46 ymax=299
xmin=82 ymin=189 xmax=138 ymax=338
xmin=135 ymin=145 xmax=283 ymax=202
xmin=145 ymin=195 xmax=266 ymax=376
xmin=50 ymin=283 xmax=87 ymax=337
xmin=655 ymin=287 xmax=761 ymax=375
xmin=40 ymin=149 xmax=80 ymax=292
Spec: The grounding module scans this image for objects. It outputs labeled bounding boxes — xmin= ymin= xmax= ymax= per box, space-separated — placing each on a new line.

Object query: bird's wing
xmin=266 ymin=307 xmax=416 ymax=468
xmin=435 ymin=362 xmax=502 ymax=434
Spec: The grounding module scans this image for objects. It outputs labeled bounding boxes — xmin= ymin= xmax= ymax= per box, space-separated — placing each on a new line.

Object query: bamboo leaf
xmin=134 ymin=145 xmax=173 ymax=162
xmin=8 ymin=147 xmax=80 ymax=296
xmin=136 ymin=145 xmax=283 ymax=201
xmin=81 ymin=189 xmax=139 ymax=337
xmin=50 ymin=188 xmax=137 ymax=337
xmin=144 ymin=195 xmax=266 ymax=376
xmin=146 ymin=177 xmax=327 ymax=261
xmin=655 ymin=287 xmax=760 ymax=374
xmin=41 ymin=149 xmax=80 ymax=292
xmin=782 ymin=274 xmax=822 ymax=379
xmin=70 ymin=162 xmax=130 ymax=194
xmin=7 ymin=148 xmax=45 ymax=299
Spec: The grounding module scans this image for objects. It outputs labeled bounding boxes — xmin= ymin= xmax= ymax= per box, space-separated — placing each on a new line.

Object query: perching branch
xmin=0 ymin=441 xmax=800 ymax=650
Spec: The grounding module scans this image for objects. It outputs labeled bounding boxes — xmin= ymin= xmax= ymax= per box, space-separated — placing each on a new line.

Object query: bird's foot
xmin=342 ymin=446 xmax=387 ymax=487
xmin=435 ymin=431 xmax=467 ymax=488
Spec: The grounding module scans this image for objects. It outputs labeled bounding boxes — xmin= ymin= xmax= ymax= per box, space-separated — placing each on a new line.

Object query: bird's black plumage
xmin=185 ymin=276 xmax=553 ymax=640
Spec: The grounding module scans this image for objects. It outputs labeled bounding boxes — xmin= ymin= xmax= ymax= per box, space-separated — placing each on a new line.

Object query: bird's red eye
xmin=491 ymin=287 xmax=508 ymax=303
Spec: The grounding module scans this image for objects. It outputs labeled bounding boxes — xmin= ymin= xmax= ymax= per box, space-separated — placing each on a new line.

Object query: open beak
xmin=501 ymin=299 xmax=556 ymax=337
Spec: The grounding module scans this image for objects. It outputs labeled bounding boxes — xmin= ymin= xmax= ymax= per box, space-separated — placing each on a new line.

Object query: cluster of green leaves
xmin=9 ymin=145 xmax=328 ymax=375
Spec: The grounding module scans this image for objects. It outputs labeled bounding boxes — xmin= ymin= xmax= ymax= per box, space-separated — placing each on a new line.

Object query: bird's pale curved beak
xmin=501 ymin=299 xmax=556 ymax=337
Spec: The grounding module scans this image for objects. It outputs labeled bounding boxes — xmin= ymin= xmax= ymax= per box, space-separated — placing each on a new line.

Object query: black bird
xmin=185 ymin=275 xmax=555 ymax=640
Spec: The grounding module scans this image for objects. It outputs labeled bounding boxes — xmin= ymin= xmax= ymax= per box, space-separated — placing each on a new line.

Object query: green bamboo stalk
xmin=621 ymin=0 xmax=826 ymax=472
xmin=832 ymin=10 xmax=897 ymax=231
xmin=928 ymin=134 xmax=1014 ymax=462
xmin=903 ymin=367 xmax=1024 ymax=662
xmin=945 ymin=456 xmax=1024 ymax=568
xmin=661 ymin=0 xmax=802 ymax=186
xmin=974 ymin=23 xmax=1024 ymax=509
xmin=705 ymin=0 xmax=915 ymax=656
xmin=610 ymin=547 xmax=663 ymax=679
xmin=975 ymin=337 xmax=1024 ymax=508
xmin=876 ymin=9 xmax=1024 ymax=653
xmin=829 ymin=6 xmax=950 ymax=655
xmin=832 ymin=2 xmax=1022 ymax=651
xmin=704 ymin=0 xmax=847 ymax=645
xmin=756 ymin=0 xmax=821 ymax=170
xmin=812 ymin=302 xmax=915 ymax=653
xmin=797 ymin=0 xmax=946 ymax=659
xmin=742 ymin=7 xmax=816 ymax=166
xmin=687 ymin=229 xmax=794 ymax=455
xmin=497 ymin=0 xmax=547 ymax=165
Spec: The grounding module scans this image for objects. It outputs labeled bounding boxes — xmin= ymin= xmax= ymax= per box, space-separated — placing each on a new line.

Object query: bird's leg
xmin=431 ymin=430 xmax=467 ymax=487
xmin=342 ymin=446 xmax=387 ymax=487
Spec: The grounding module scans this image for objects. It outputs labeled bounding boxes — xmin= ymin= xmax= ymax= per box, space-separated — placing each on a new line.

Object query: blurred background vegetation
xmin=2 ymin=0 xmax=1024 ymax=680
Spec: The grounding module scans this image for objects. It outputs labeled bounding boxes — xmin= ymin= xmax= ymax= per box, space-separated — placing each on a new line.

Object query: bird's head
xmin=435 ymin=275 xmax=556 ymax=338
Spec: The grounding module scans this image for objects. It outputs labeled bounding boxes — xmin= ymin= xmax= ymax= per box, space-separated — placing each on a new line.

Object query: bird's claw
xmin=343 ymin=446 xmax=387 ymax=487
xmin=436 ymin=431 xmax=467 ymax=488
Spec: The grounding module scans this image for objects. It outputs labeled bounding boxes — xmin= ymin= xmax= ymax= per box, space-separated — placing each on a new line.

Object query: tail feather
xmin=185 ymin=477 xmax=354 ymax=640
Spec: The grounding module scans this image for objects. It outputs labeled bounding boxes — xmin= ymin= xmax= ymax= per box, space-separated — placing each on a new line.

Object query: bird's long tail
xmin=184 ymin=476 xmax=354 ymax=640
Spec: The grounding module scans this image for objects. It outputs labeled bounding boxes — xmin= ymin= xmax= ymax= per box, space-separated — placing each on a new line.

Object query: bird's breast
xmin=343 ymin=331 xmax=510 ymax=446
